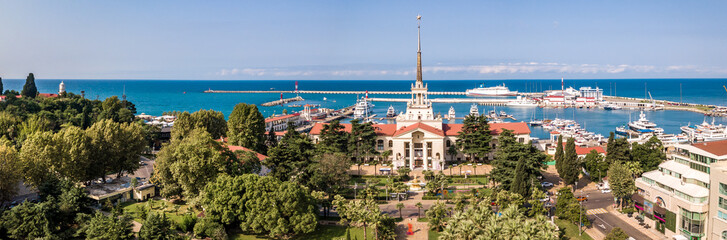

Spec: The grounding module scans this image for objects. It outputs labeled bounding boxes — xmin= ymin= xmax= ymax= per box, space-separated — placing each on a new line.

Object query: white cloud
xmin=215 ymin=62 xmax=727 ymax=78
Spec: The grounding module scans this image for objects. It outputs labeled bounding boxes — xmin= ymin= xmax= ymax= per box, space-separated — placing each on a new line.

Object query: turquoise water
xmin=3 ymin=78 xmax=726 ymax=139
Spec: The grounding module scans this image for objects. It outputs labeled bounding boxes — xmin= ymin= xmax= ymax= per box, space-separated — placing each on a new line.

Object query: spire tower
xmin=416 ymin=14 xmax=423 ymax=86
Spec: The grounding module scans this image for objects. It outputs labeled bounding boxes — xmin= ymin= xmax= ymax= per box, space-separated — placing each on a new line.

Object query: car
xmin=539 ymin=196 xmax=550 ymax=202
xmin=601 ymin=188 xmax=612 ymax=193
xmin=576 ymin=196 xmax=588 ymax=202
xmin=541 ymin=182 xmax=554 ymax=188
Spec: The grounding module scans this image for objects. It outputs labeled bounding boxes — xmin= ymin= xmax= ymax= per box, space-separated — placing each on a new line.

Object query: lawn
xmin=555 ymin=219 xmax=594 ymax=240
xmin=229 ymin=225 xmax=373 ymax=240
xmin=121 ymin=199 xmax=197 ymax=224
xmin=429 ymin=229 xmax=441 ymax=240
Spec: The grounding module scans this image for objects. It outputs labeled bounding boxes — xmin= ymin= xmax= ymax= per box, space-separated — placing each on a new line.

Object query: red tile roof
xmin=575 ymin=146 xmax=606 ymax=155
xmin=393 ymin=122 xmax=445 ymax=137
xmin=38 ymin=93 xmax=59 ymax=98
xmin=309 ymin=122 xmax=396 ymax=136
xmin=226 ymin=145 xmax=267 ymax=161
xmin=310 ymin=122 xmax=530 ymax=137
xmin=265 ymin=113 xmax=300 ymax=123
xmin=692 ymin=139 xmax=727 ymax=156
xmin=489 ymin=122 xmax=531 ymax=135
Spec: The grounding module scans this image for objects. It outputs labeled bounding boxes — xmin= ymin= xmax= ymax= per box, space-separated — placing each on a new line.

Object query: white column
xmin=423 ymin=142 xmax=428 ymax=170
xmin=409 ymin=142 xmax=415 ymax=170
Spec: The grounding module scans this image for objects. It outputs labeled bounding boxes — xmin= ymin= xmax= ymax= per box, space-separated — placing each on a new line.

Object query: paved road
xmin=578 ymin=184 xmax=654 ymax=240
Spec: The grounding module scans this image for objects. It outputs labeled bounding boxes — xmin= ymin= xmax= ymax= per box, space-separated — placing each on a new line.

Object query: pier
xmin=368 ymin=97 xmax=511 ymax=106
xmin=204 ymin=90 xmax=466 ymax=95
xmin=261 ymin=96 xmax=304 ymax=107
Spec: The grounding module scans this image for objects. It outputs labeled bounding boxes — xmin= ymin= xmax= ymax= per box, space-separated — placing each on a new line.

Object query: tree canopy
xmin=227 ymin=103 xmax=266 ymax=153
xmin=317 ymin=120 xmax=349 ymax=154
xmin=265 ymin=122 xmax=315 ymax=184
xmin=21 ymin=73 xmax=38 ymax=98
xmin=171 ymin=109 xmax=227 ymax=140
xmin=202 ymin=174 xmax=318 ymax=238
xmin=439 ymin=201 xmax=558 ymax=240
xmin=456 ymin=114 xmax=492 ymax=162
xmin=561 ymin=137 xmax=580 ymax=185
xmin=489 ymin=129 xmax=546 ymax=197
xmin=608 ymin=162 xmax=636 ymax=208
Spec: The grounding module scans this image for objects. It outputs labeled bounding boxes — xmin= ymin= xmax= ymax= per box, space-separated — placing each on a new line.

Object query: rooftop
xmin=691 ymin=139 xmax=727 ymax=157
xmin=265 ymin=113 xmax=300 ymax=123
xmin=575 ymin=146 xmax=606 ymax=155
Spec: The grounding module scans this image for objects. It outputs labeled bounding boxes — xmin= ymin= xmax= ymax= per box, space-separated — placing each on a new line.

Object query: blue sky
xmin=1 ymin=0 xmax=726 ymax=80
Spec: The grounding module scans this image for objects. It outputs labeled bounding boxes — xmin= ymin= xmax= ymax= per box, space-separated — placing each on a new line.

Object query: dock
xmin=204 ymin=90 xmax=466 ymax=95
xmin=369 ymin=97 xmax=512 ymax=106
xmin=261 ymin=96 xmax=304 ymax=107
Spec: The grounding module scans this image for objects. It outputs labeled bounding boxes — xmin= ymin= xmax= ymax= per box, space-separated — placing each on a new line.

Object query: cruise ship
xmin=465 ymin=83 xmax=518 ymax=97
xmin=681 ymin=118 xmax=727 ymax=142
xmin=353 ymin=97 xmax=374 ymax=119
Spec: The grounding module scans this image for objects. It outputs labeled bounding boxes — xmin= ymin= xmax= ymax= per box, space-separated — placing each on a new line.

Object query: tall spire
xmin=416 ymin=14 xmax=423 ymax=85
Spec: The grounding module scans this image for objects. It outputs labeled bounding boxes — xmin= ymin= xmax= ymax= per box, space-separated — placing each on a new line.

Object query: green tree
xmin=396 ymin=202 xmax=405 ymax=219
xmin=425 ymin=172 xmax=450 ymax=196
xmin=440 ymin=203 xmax=558 ymax=240
xmin=78 ymin=212 xmax=135 ymax=240
xmin=202 ymin=174 xmax=317 ymax=238
xmin=631 ymin=136 xmax=665 ymax=173
xmin=604 ymin=227 xmax=629 ymax=240
xmin=608 ymin=162 xmax=636 ymax=208
xmin=86 ymin=119 xmax=146 ymax=180
xmin=152 ymin=128 xmax=233 ymax=199
xmin=0 ymin=76 xmax=3 ymax=94
xmin=138 ymin=212 xmax=177 ymax=240
xmin=265 ymin=122 xmax=315 ymax=184
xmin=1 ymin=201 xmax=55 ymax=239
xmin=333 ymin=195 xmax=381 ymax=240
xmin=426 ymin=201 xmax=450 ymax=231
xmin=415 ymin=202 xmax=423 ymax=218
xmin=309 ymin=152 xmax=352 ymax=217
xmin=265 ymin=127 xmax=278 ymax=150
xmin=562 ymin=137 xmax=579 ymax=185
xmin=97 ymin=96 xmax=136 ymax=123
xmin=606 ymin=137 xmax=631 ymax=164
xmin=554 ymin=135 xmax=564 ymax=177
xmin=489 ymin=129 xmax=546 ymax=197
xmin=554 ymin=187 xmax=589 ymax=227
xmin=21 ymin=73 xmax=38 ymax=98
xmin=19 ymin=131 xmax=59 ymax=187
xmin=583 ymin=149 xmax=608 ymax=182
xmin=456 ymin=114 xmax=492 ymax=163
xmin=227 ymin=103 xmax=266 ymax=153
xmin=172 ymin=110 xmax=227 ymax=140
xmin=348 ymin=119 xmax=377 ymax=164
xmin=397 ymin=166 xmax=411 ymax=181
xmin=510 ymin=160 xmax=530 ymax=197
xmin=318 ymin=120 xmax=349 ymax=154
xmin=193 ymin=217 xmax=227 ymax=240
xmin=0 ymin=142 xmax=21 ymax=205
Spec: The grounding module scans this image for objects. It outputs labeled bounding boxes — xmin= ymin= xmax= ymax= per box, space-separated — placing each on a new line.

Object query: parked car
xmin=576 ymin=196 xmax=588 ymax=202
xmin=541 ymin=182 xmax=554 ymax=188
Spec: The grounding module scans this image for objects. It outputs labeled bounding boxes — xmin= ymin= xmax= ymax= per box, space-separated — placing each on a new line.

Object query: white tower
xmin=59 ymin=81 xmax=66 ymax=94
xmin=396 ymin=15 xmax=442 ymax=129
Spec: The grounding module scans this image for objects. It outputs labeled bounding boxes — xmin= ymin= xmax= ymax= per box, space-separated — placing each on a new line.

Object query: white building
xmin=309 ymin=17 xmax=531 ymax=170
xmin=635 ymin=140 xmax=727 ymax=240
xmin=579 ymin=86 xmax=603 ymax=101
xmin=265 ymin=113 xmax=303 ymax=132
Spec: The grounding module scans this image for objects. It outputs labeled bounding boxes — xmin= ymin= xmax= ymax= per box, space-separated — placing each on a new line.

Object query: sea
xmin=3 ymin=78 xmax=727 ymax=140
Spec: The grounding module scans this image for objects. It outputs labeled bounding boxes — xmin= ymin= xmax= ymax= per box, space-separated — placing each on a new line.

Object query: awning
xmin=654 ymin=204 xmax=666 ymax=215
xmin=631 ymin=193 xmax=645 ymax=203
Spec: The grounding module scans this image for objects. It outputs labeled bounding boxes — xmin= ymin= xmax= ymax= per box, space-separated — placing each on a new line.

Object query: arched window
xmin=388 ymin=140 xmax=393 ymax=148
xmin=446 ymin=140 xmax=451 ymax=147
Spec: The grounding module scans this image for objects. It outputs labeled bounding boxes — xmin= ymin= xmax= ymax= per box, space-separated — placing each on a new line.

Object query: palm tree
xmin=396 ymin=203 xmax=404 ymax=219
xmin=415 ymin=202 xmax=423 ymax=218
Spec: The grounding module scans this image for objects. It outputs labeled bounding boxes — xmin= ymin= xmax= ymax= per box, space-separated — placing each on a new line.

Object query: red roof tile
xmin=575 ymin=146 xmax=606 ymax=155
xmin=226 ymin=145 xmax=267 ymax=161
xmin=442 ymin=124 xmax=462 ymax=136
xmin=489 ymin=122 xmax=531 ymax=135
xmin=393 ymin=122 xmax=445 ymax=137
xmin=265 ymin=113 xmax=300 ymax=123
xmin=309 ymin=123 xmax=396 ymax=136
xmin=692 ymin=139 xmax=727 ymax=156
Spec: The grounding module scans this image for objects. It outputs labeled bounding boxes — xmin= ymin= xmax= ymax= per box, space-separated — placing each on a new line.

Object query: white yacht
xmin=466 ymin=83 xmax=518 ymax=97
xmin=627 ymin=111 xmax=664 ymax=134
xmin=603 ymin=104 xmax=622 ymax=110
xmin=353 ymin=97 xmax=374 ymax=119
xmin=469 ymin=104 xmax=479 ymax=116
xmin=448 ymin=106 xmax=456 ymax=119
xmin=681 ymin=118 xmax=727 ymax=142
xmin=507 ymin=96 xmax=538 ymax=107
xmin=386 ymin=105 xmax=397 ymax=117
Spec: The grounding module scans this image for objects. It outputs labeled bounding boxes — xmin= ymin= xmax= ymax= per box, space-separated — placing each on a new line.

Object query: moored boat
xmin=466 ymin=83 xmax=518 ymax=97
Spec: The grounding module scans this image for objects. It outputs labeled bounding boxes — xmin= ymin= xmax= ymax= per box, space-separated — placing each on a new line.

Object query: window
xmin=720 ymin=183 xmax=727 ymax=196
xmin=720 ymin=197 xmax=727 ymax=211
xmin=446 ymin=140 xmax=451 ymax=147
xmin=377 ymin=140 xmax=384 ymax=151
xmin=722 ymin=230 xmax=727 ymax=239
xmin=719 ymin=211 xmax=727 ymax=221
xmin=680 ymin=208 xmax=706 ymax=237
xmin=388 ymin=140 xmax=393 ymax=148
xmin=690 ymin=162 xmax=710 ymax=173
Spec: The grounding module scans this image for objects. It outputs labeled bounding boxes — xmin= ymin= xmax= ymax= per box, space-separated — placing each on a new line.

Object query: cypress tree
xmin=554 ymin=135 xmax=564 ymax=177
xmin=0 ymin=76 xmax=3 ymax=94
xmin=456 ymin=114 xmax=492 ymax=163
xmin=563 ymin=137 xmax=579 ymax=185
xmin=511 ymin=159 xmax=530 ymax=197
xmin=227 ymin=103 xmax=266 ymax=153
xmin=21 ymin=73 xmax=38 ymax=98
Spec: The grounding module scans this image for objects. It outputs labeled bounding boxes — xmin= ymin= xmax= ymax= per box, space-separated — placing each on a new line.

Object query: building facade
xmin=309 ymin=17 xmax=531 ymax=170
xmin=635 ymin=140 xmax=727 ymax=240
xmin=265 ymin=113 xmax=303 ymax=132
